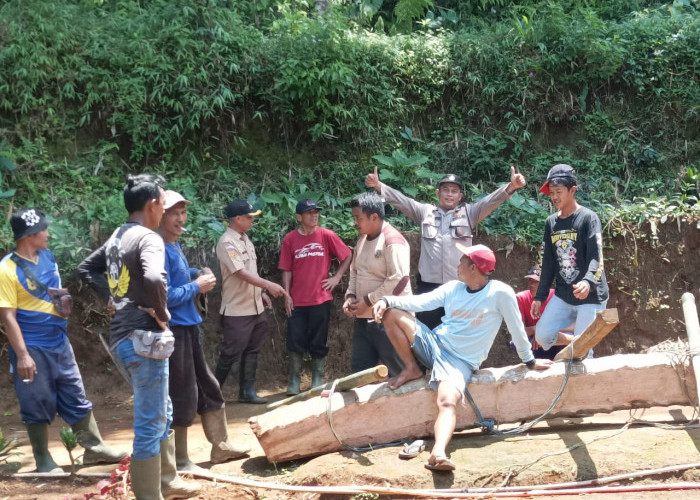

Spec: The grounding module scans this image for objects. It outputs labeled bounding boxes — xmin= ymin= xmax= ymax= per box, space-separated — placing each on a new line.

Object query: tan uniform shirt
xmin=345 ymin=222 xmax=412 ymax=319
xmin=216 ymin=227 xmax=264 ymax=317
xmin=380 ymin=182 xmax=511 ymax=284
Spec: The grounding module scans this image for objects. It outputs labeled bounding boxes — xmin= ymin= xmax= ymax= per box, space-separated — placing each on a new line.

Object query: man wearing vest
xmin=365 ymin=167 xmax=526 ymax=329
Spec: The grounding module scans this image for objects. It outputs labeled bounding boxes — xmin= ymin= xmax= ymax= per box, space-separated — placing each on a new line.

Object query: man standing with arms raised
xmin=366 ymin=166 xmax=526 ymax=329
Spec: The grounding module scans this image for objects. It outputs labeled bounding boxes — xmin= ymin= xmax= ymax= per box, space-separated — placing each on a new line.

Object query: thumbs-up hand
xmin=365 ymin=166 xmax=381 ymax=193
xmin=506 ymin=165 xmax=526 ymax=194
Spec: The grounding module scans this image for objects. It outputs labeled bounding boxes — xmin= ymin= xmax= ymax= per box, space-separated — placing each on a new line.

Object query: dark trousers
xmin=416 ymin=276 xmax=445 ymax=330
xmin=220 ymin=313 xmax=268 ymax=360
xmin=286 ymin=301 xmax=332 ymax=358
xmin=351 ymin=318 xmax=404 ymax=377
xmin=169 ymin=324 xmax=224 ymax=427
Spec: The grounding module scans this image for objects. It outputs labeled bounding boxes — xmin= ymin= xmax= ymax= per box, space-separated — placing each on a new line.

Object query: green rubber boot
xmin=311 ymin=356 xmax=326 ymax=389
xmin=160 ymin=430 xmax=201 ymax=499
xmin=25 ymin=423 xmax=63 ymax=473
xmin=173 ymin=426 xmax=207 ymax=474
xmin=72 ymin=411 xmax=128 ymax=465
xmin=130 ymin=454 xmax=161 ymax=500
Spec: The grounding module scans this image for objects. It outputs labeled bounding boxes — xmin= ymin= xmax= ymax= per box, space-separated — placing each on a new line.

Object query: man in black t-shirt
xmin=531 ymin=164 xmax=609 ymax=353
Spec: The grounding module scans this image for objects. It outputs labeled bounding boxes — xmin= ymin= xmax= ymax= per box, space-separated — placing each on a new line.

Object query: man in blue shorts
xmin=373 ymin=244 xmax=551 ymax=472
xmin=0 ymin=208 xmax=125 ymax=473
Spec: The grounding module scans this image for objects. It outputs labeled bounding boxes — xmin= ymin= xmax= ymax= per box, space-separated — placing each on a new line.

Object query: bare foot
xmin=387 ymin=365 xmax=424 ymax=390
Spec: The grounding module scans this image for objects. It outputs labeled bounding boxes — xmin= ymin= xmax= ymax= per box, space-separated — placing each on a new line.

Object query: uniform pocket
xmin=450 ymin=217 xmax=472 ymax=239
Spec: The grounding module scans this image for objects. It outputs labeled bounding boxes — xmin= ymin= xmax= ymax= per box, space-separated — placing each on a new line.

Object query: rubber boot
xmin=311 ymin=356 xmax=326 ymax=389
xmin=214 ymin=355 xmax=235 ymax=388
xmin=173 ymin=426 xmax=207 ymax=474
xmin=160 ymin=430 xmax=201 ymax=500
xmin=72 ymin=411 xmax=128 ymax=465
xmin=286 ymin=351 xmax=303 ymax=396
xmin=238 ymin=353 xmax=267 ymax=404
xmin=200 ymin=408 xmax=250 ymax=463
xmin=25 ymin=423 xmax=63 ymax=473
xmin=130 ymin=454 xmax=161 ymax=500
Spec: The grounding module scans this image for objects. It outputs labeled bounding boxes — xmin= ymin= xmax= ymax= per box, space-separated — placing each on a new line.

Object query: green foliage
xmin=0 ymin=428 xmax=19 ymax=464
xmin=0 ymin=0 xmax=698 ymax=261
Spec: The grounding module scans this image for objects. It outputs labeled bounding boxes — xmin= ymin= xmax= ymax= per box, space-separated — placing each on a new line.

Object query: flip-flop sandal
xmin=398 ymin=439 xmax=425 ymax=459
xmin=424 ymin=456 xmax=456 ymax=471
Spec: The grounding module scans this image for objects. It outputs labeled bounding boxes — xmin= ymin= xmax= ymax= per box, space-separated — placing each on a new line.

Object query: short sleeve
xmin=0 ymin=260 xmax=18 ymax=309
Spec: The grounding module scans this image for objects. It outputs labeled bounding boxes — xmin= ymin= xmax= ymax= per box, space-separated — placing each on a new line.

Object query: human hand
xmin=530 ymin=300 xmax=542 ymax=319
xmin=195 ymin=273 xmax=216 ymax=294
xmin=262 ymin=292 xmax=272 ymax=309
xmin=365 ymin=167 xmax=381 ymax=192
xmin=531 ymin=337 xmax=542 ymax=350
xmin=17 ymin=352 xmax=37 ymax=382
xmin=529 ymin=359 xmax=553 ymax=370
xmin=342 ymin=297 xmax=358 ymax=318
xmin=572 ymin=280 xmax=591 ymax=300
xmin=107 ymin=298 xmax=116 ymax=318
xmin=372 ymin=300 xmax=387 ymax=323
xmin=506 ymin=165 xmax=526 ymax=194
xmin=200 ymin=267 xmax=213 ymax=276
xmin=138 ymin=306 xmax=168 ymax=331
xmin=266 ymin=282 xmax=286 ymax=298
xmin=285 ymin=295 xmax=294 ymax=317
xmin=321 ymin=274 xmax=341 ymax=292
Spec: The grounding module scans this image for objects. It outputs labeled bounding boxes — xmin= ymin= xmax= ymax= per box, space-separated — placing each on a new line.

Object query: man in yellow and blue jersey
xmin=0 ymin=208 xmax=125 ymax=473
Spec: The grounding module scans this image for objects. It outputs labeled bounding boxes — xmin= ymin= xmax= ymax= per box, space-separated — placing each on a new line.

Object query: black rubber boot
xmin=214 ymin=356 xmax=237 ymax=388
xmin=238 ymin=353 xmax=267 ymax=404
xmin=286 ymin=351 xmax=303 ymax=396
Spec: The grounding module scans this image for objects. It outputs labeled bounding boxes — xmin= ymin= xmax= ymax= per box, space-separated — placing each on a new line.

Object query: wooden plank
xmin=249 ymin=353 xmax=694 ymax=463
xmin=267 ymin=365 xmax=388 ymax=410
xmin=553 ymin=308 xmax=619 ymax=362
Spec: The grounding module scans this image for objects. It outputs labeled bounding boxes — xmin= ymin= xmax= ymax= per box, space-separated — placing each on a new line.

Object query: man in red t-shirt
xmin=515 ymin=264 xmax=564 ymax=360
xmin=279 ymin=199 xmax=352 ymax=395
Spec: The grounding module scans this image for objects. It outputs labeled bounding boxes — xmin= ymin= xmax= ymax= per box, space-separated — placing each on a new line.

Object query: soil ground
xmin=0 ymin=220 xmax=699 ymax=499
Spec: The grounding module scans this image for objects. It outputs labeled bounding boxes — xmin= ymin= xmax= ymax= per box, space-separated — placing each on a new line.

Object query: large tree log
xmin=249 ymin=353 xmax=695 ymax=463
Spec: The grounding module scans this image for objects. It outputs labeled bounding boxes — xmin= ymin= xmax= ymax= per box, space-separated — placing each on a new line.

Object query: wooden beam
xmin=267 ymin=365 xmax=388 ymax=410
xmin=249 ymin=353 xmax=694 ymax=463
xmin=553 ymin=308 xmax=619 ymax=362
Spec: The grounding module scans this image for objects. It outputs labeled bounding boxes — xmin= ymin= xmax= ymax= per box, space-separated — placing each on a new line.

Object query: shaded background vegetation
xmin=0 ymin=0 xmax=698 ymax=274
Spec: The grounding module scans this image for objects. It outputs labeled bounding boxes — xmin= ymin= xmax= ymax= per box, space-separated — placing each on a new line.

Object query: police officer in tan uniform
xmin=365 ymin=166 xmax=526 ymax=329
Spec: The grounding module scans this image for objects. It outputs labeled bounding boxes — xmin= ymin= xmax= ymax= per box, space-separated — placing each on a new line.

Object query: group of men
xmin=1 ymin=161 xmax=608 ymax=488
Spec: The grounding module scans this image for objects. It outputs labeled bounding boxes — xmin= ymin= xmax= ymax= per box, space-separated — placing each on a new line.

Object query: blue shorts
xmin=411 ymin=319 xmax=475 ymax=399
xmin=9 ymin=335 xmax=92 ymax=425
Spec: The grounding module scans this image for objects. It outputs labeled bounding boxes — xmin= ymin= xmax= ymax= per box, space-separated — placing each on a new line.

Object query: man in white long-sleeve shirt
xmin=372 ymin=244 xmax=551 ymax=472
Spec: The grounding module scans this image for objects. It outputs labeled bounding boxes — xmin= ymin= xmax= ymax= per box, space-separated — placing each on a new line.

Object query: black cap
xmin=296 ymin=199 xmax=322 ymax=214
xmin=11 ymin=208 xmax=49 ymax=241
xmin=438 ymin=174 xmax=463 ymax=190
xmin=224 ymin=200 xmax=262 ymax=218
xmin=539 ymin=164 xmax=577 ymax=194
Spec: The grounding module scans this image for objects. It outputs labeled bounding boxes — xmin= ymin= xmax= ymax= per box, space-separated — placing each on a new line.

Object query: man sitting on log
xmin=372 ymin=243 xmax=551 ymax=471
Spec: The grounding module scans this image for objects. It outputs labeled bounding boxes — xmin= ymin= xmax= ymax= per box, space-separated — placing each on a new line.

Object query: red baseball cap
xmin=456 ymin=243 xmax=496 ymax=274
xmin=524 ymin=265 xmax=541 ymax=281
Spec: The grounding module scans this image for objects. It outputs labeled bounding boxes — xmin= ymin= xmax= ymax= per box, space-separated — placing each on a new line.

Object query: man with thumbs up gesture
xmin=365 ymin=166 xmax=526 ymax=329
